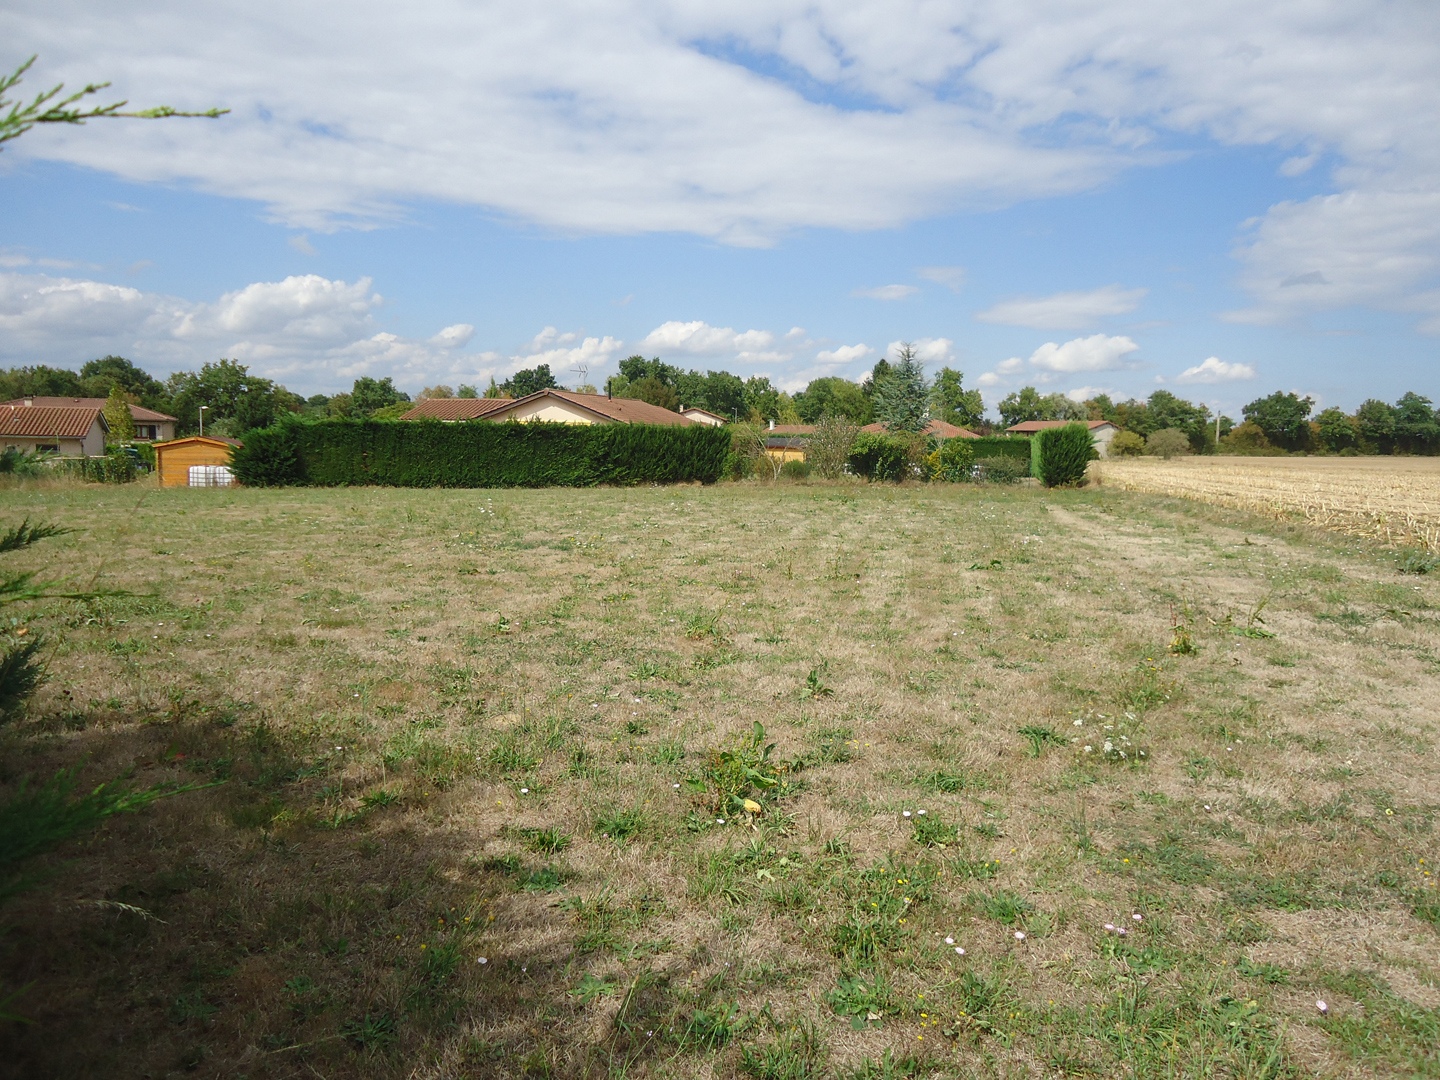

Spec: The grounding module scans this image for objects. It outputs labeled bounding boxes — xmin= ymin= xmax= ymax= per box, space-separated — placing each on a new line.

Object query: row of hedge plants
xmin=229 ymin=417 xmax=732 ymax=487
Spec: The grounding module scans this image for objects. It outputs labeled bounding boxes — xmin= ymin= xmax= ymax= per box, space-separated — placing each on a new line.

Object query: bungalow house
xmin=0 ymin=397 xmax=178 ymax=441
xmin=762 ymin=424 xmax=814 ymax=463
xmin=0 ymin=403 xmax=107 ymax=456
xmin=1005 ymin=419 xmax=1119 ymax=457
xmin=402 ymin=389 xmax=691 ymax=427
xmin=679 ymin=406 xmax=729 ymax=426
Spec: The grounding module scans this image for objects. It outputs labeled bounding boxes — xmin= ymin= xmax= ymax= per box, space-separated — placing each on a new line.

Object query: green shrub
xmin=1110 ymin=430 xmax=1145 ymax=456
xmin=973 ymin=456 xmax=1028 ymax=484
xmin=847 ymin=432 xmax=911 ymax=481
xmin=925 ymin=437 xmax=975 ymax=482
xmin=780 ymin=460 xmax=811 ymax=480
xmin=55 ymin=453 xmax=137 ymax=484
xmin=229 ymin=417 xmax=731 ymax=488
xmin=966 ymin=436 xmax=1031 ymax=467
xmin=0 ymin=448 xmax=53 ymax=477
xmin=1034 ymin=423 xmax=1095 ymax=487
xmin=1145 ymin=428 xmax=1191 ymax=459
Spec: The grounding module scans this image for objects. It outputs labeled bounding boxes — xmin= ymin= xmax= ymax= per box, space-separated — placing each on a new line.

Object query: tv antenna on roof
xmin=571 ymin=363 xmax=588 ymax=389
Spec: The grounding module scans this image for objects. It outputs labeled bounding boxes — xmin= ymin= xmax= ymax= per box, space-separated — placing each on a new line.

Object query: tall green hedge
xmin=229 ymin=418 xmax=731 ymax=488
xmin=969 ymin=436 xmax=1032 ymax=467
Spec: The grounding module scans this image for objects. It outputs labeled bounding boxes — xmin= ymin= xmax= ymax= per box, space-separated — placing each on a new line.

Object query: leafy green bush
xmin=925 ymin=437 xmax=975 ymax=482
xmin=966 ymin=436 xmax=1031 ymax=467
xmin=1145 ymin=428 xmax=1191 ymax=459
xmin=847 ymin=432 xmax=911 ymax=481
xmin=55 ymin=453 xmax=137 ymax=483
xmin=806 ymin=415 xmax=859 ymax=479
xmin=780 ymin=459 xmax=811 ymax=480
xmin=1111 ymin=430 xmax=1145 ymax=456
xmin=0 ymin=448 xmax=53 ymax=477
xmin=1034 ymin=423 xmax=1096 ymax=487
xmin=230 ymin=417 xmax=731 ymax=488
xmin=973 ymin=456 xmax=1028 ymax=484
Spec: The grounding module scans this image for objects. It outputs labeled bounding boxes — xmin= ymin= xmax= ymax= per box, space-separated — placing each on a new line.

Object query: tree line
xmin=4 ymin=354 xmax=1435 ymax=455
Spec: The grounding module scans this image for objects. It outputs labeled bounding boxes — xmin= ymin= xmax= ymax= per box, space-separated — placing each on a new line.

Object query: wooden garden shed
xmin=152 ymin=436 xmax=241 ymax=487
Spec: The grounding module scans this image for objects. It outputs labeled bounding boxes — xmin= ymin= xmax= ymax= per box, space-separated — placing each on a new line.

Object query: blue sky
xmin=3 ymin=1 xmax=1437 ymax=416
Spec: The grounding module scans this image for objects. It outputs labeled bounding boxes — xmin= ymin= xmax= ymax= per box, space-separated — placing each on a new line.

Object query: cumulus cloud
xmin=1065 ymin=386 xmax=1111 ymax=402
xmin=853 ymin=285 xmax=918 ymax=301
xmin=639 ymin=320 xmax=779 ymax=360
xmin=0 ymin=270 xmax=493 ymax=394
xmin=512 ymin=327 xmax=624 ymax=374
xmin=1175 ymin=357 xmax=1256 ymax=383
xmin=815 ymin=343 xmax=873 ymax=365
xmin=1030 ymin=334 xmax=1141 ymax=373
xmin=886 ymin=338 xmax=954 ymax=365
xmin=976 ymin=286 xmax=1147 ymax=330
xmin=917 ymin=266 xmax=967 ymax=292
xmin=7 ymin=1 xmax=1440 ymax=322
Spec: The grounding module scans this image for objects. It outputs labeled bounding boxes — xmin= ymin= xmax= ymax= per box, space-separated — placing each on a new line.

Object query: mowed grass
xmin=0 ymin=476 xmax=1437 ymax=1079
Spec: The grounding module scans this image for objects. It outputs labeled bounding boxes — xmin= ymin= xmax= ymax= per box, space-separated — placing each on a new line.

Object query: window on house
xmin=37 ymin=444 xmax=59 ymax=454
xmin=135 ymin=425 xmax=158 ymax=440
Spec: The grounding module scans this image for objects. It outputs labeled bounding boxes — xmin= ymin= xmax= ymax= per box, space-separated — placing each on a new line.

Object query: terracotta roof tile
xmin=487 ymin=390 xmax=692 ymax=426
xmin=860 ymin=419 xmax=979 ymax=438
xmin=1 ymin=397 xmax=177 ymax=422
xmin=399 ymin=397 xmax=514 ymax=421
xmin=0 ymin=405 xmax=105 ymax=439
xmin=1004 ymin=420 xmax=1116 ymax=433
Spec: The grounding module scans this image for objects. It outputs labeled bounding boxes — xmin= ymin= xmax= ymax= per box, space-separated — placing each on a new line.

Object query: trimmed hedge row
xmin=230 ymin=418 xmax=732 ymax=487
xmin=968 ymin=436 xmax=1032 ymax=466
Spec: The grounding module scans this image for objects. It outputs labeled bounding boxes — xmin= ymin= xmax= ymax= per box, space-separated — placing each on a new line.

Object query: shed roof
xmin=153 ymin=435 xmax=243 ymax=449
xmin=1004 ymin=419 xmax=1116 ymax=433
xmin=399 ymin=397 xmax=513 ymax=421
xmin=1 ymin=397 xmax=177 ymax=422
xmin=487 ymin=390 xmax=692 ymax=426
xmin=0 ymin=405 xmax=106 ymax=439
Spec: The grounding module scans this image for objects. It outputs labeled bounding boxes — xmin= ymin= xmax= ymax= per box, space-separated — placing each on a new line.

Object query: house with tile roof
xmin=1004 ymin=419 xmax=1119 ymax=456
xmin=1 ymin=397 xmax=178 ymax=442
xmin=679 ymin=406 xmax=729 ymax=426
xmin=0 ymin=404 xmax=108 ymax=456
xmin=861 ymin=419 xmax=980 ymax=439
xmin=403 ymin=389 xmax=691 ymax=427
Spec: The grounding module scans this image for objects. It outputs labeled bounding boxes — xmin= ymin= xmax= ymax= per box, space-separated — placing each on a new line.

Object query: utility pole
xmin=199 ymin=405 xmax=208 ymax=437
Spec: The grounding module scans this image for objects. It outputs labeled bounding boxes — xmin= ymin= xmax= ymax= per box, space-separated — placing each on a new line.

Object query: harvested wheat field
xmin=0 ymin=478 xmax=1437 ymax=1079
xmin=1101 ymin=456 xmax=1440 ymax=552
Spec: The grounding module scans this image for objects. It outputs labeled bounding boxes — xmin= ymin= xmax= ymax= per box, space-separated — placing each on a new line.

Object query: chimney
xmin=769 ymin=419 xmax=774 ymax=430
xmin=22 ymin=398 xmax=32 ymax=407
xmin=607 ymin=382 xmax=612 ymax=400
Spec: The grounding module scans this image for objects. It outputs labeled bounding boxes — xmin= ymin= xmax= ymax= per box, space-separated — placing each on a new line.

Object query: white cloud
xmin=852 ymin=285 xmax=918 ymax=301
xmin=0 ymin=270 xmax=494 ymax=394
xmin=886 ymin=338 xmax=954 ymax=364
xmin=7 ymin=1 xmax=1440 ymax=324
xmin=288 ymin=234 xmax=317 ymax=256
xmin=976 ymin=371 xmax=1003 ymax=387
xmin=976 ymin=286 xmax=1147 ymax=330
xmin=995 ymin=357 xmax=1026 ymax=375
xmin=1175 ymin=356 xmax=1256 ymax=383
xmin=1029 ymin=334 xmax=1141 ymax=373
xmin=430 ymin=324 xmax=475 ymax=349
xmin=1065 ymin=386 xmax=1111 ymax=402
xmin=815 ymin=343 xmax=872 ymax=365
xmin=639 ymin=320 xmax=778 ymax=359
xmin=917 ymin=266 xmax=967 ymax=292
xmin=512 ymin=330 xmax=624 ymax=375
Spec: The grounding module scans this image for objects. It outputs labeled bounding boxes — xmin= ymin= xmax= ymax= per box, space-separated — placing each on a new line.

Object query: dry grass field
xmin=0 ymin=476 xmax=1437 ymax=1079
xmin=1100 ymin=456 xmax=1440 ymax=552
